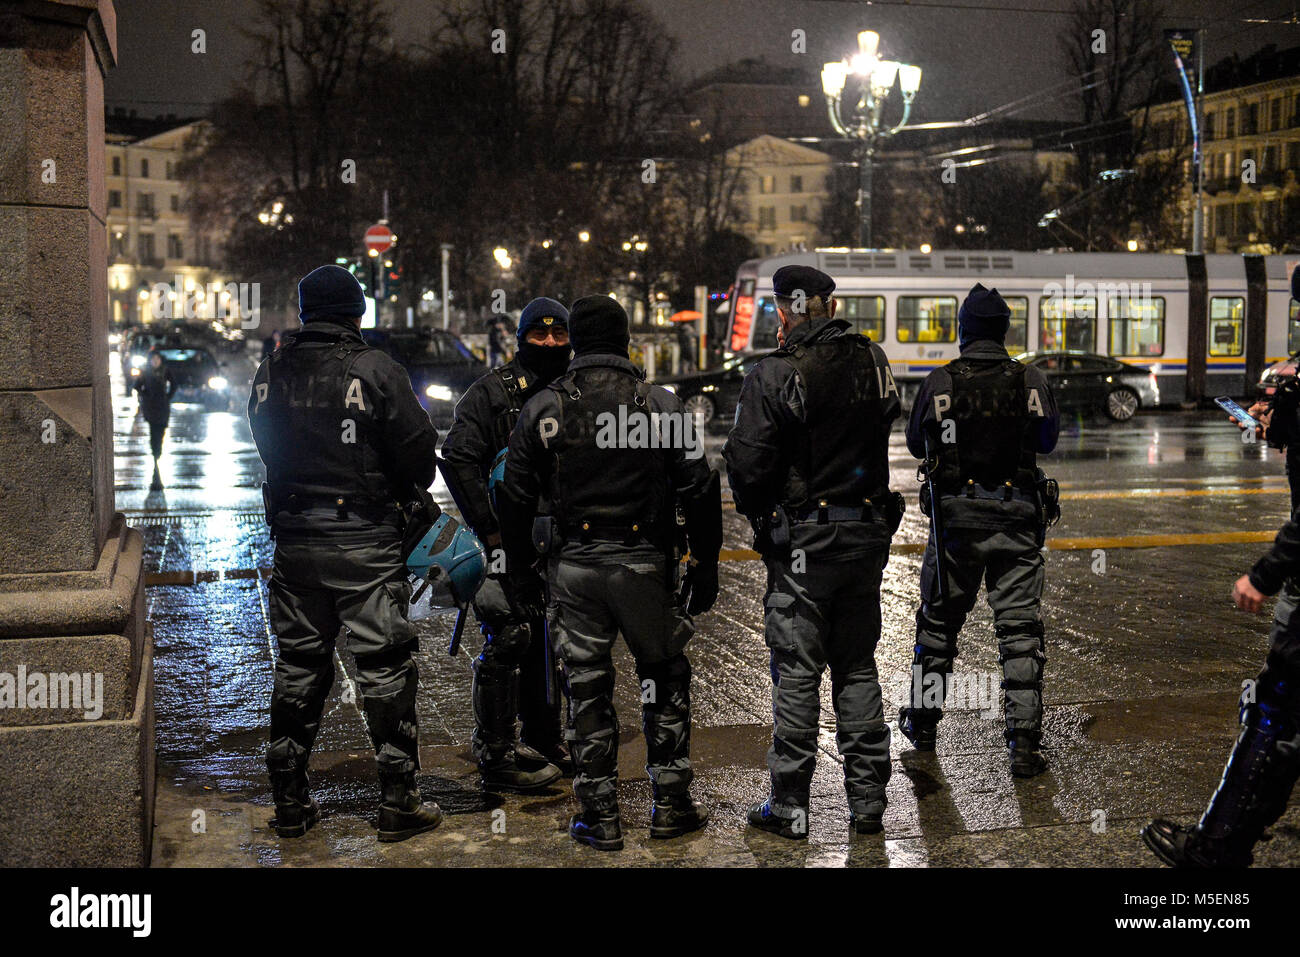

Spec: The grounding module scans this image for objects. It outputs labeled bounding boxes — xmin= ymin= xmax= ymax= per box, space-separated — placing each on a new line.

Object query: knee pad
xmin=355 ymin=644 xmax=417 ymax=699
xmin=479 ymin=619 xmax=532 ymax=668
xmin=567 ymin=664 xmax=615 ymax=704
xmin=637 ymin=654 xmax=691 ymax=703
xmin=274 ymin=650 xmax=335 ymax=699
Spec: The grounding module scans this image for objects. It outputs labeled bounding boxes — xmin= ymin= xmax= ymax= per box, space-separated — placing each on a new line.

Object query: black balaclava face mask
xmin=516 ymin=340 xmax=571 ymax=385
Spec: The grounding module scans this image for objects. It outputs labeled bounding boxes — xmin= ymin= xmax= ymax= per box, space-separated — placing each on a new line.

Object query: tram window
xmin=1004 ymin=296 xmax=1028 ymax=353
xmin=897 ymin=296 xmax=957 ymax=343
xmin=1107 ymin=296 xmax=1165 ymax=357
xmin=834 ymin=295 xmax=885 ymax=340
xmin=1038 ymin=296 xmax=1096 ymax=352
xmin=751 ymin=297 xmax=781 ymax=351
xmin=1208 ymin=297 xmax=1244 ymax=357
xmin=1291 ymin=301 xmax=1300 ymax=354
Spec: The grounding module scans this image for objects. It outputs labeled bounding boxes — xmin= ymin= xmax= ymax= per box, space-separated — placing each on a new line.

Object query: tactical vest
xmin=489 ymin=363 xmax=529 ymax=452
xmin=546 ymin=364 xmax=671 ymax=547
xmin=776 ymin=335 xmax=891 ymax=510
xmin=255 ymin=330 xmax=379 ymax=503
xmin=937 ymin=356 xmax=1035 ymax=491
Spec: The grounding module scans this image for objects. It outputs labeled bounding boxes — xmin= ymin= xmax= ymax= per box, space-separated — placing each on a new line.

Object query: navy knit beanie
xmin=299 ymin=264 xmax=366 ymax=323
xmin=958 ymin=283 xmax=1011 ymax=348
xmin=517 ymin=297 xmax=569 ymax=342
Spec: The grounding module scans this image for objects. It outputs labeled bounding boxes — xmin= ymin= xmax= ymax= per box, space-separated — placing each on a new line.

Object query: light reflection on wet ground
xmin=115 ymin=354 xmax=1300 ymax=867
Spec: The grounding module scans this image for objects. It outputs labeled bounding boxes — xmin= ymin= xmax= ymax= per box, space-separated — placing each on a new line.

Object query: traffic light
xmin=383 ymin=262 xmax=402 ymax=299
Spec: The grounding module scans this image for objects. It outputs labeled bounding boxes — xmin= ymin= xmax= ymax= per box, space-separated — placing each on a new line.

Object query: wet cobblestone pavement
xmin=114 ymin=355 xmax=1300 ymax=867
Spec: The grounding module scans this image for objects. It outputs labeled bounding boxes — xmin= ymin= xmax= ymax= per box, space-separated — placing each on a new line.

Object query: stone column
xmin=0 ymin=0 xmax=153 ymax=867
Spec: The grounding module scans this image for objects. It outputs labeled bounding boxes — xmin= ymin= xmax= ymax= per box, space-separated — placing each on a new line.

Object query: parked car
xmin=1258 ymin=353 xmax=1298 ymax=400
xmin=146 ymin=346 xmax=233 ymax=412
xmin=1014 ymin=350 xmax=1156 ymax=422
xmin=362 ymin=328 xmax=487 ymax=428
xmin=653 ymin=352 xmax=764 ymax=429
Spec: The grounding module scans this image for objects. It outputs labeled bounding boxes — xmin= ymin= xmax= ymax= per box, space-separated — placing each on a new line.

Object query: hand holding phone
xmin=1215 ymin=396 xmax=1260 ymax=438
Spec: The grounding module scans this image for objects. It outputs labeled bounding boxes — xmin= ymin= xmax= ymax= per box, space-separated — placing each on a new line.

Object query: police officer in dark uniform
xmin=1142 ymin=265 xmax=1300 ymax=868
xmin=248 ymin=264 xmax=442 ymax=842
xmin=723 ymin=264 xmax=904 ymax=839
xmin=497 ymin=295 xmax=722 ymax=851
xmin=1142 ymin=516 xmax=1300 ymax=867
xmin=441 ymin=297 xmax=571 ymax=792
xmin=899 ymin=283 xmax=1060 ymax=778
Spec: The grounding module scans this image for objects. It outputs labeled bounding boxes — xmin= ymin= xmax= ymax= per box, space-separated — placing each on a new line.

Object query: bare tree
xmin=1053 ymin=0 xmax=1187 ymax=249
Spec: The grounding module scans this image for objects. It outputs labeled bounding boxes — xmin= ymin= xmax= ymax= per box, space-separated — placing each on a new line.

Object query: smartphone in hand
xmin=1215 ymin=395 xmax=1259 ymax=436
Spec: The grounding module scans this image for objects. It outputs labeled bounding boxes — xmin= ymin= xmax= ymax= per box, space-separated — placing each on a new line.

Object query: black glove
xmin=681 ymin=560 xmax=719 ymax=616
xmin=500 ymin=566 xmax=544 ymax=621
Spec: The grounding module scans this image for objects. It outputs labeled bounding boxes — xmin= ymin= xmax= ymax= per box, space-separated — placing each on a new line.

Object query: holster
xmin=1034 ymin=468 xmax=1061 ymax=546
xmin=884 ymin=491 xmax=906 ymax=535
xmin=764 ymin=507 xmax=791 ymax=549
xmin=261 ymin=481 xmax=276 ymax=540
xmin=532 ymin=515 xmax=559 ymax=557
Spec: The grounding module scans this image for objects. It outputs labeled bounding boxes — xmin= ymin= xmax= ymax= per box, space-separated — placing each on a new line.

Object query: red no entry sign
xmin=364 ymin=223 xmax=394 ymax=254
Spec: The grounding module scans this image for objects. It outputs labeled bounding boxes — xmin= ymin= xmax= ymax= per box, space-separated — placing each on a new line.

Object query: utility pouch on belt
xmin=765 ymin=508 xmax=791 ymax=549
xmin=885 ymin=491 xmax=906 ymax=535
xmin=1034 ymin=468 xmax=1061 ymax=546
xmin=532 ymin=515 xmax=558 ymax=557
xmin=261 ymin=481 xmax=276 ymax=539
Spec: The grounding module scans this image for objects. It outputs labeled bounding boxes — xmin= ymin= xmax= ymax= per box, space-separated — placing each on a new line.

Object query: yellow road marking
xmin=719 ymin=529 xmax=1278 ymax=563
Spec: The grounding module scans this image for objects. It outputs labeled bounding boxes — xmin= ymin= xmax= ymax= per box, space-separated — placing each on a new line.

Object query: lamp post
xmin=822 ymin=31 xmax=922 ymax=248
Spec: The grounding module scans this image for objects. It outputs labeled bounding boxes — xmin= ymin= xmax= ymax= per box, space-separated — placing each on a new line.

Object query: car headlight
xmin=662 ymin=383 xmax=677 ymax=394
xmin=207 ymin=376 xmax=228 ymax=391
xmin=425 ymin=384 xmax=455 ymax=402
xmin=130 ymin=354 xmax=147 ymax=367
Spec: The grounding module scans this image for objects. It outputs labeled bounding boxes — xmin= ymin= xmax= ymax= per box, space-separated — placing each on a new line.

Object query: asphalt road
xmin=112 ymin=349 xmax=1300 ymax=867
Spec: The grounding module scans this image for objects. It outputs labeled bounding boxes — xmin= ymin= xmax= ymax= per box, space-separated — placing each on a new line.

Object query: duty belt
xmin=275 ymin=491 xmax=400 ymax=520
xmin=561 ymin=519 xmax=663 ymax=547
xmin=943 ymin=479 xmax=1036 ymax=504
xmin=788 ymin=494 xmax=891 ymax=524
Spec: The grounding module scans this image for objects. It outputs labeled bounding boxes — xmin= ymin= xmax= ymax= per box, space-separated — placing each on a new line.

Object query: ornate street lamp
xmin=822 ymin=30 xmax=922 ymax=248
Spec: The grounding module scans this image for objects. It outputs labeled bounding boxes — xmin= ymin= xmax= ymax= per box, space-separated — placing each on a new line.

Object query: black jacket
xmin=1250 ymin=517 xmax=1300 ymax=595
xmin=498 ymin=352 xmax=715 ymax=568
xmin=441 ymin=356 xmax=552 ymax=541
xmin=906 ymin=338 xmax=1059 ymax=461
xmin=722 ymin=316 xmax=900 ymax=560
xmin=247 ymin=318 xmax=438 ymax=539
xmin=134 ymin=364 xmax=176 ymax=425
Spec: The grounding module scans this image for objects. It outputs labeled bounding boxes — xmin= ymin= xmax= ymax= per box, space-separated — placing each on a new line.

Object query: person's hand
xmin=1232 ymin=575 xmax=1266 ymax=613
xmin=502 ymin=566 xmax=544 ymax=620
xmin=684 ymin=560 xmax=719 ymax=616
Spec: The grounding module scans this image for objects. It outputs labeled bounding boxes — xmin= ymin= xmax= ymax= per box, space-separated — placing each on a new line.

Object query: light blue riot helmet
xmin=406 ymin=511 xmax=487 ymax=654
xmin=406 ymin=511 xmax=487 ymax=607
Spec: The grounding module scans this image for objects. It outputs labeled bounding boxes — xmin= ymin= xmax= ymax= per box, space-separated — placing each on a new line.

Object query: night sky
xmin=106 ymin=0 xmax=1298 ymax=124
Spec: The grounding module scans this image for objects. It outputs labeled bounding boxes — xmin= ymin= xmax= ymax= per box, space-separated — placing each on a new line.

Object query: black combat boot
xmin=849 ymin=805 xmax=885 ymax=835
xmin=269 ymin=766 xmax=319 ymax=838
xmin=376 ymin=771 xmax=443 ymax=843
xmin=475 ymin=664 xmax=562 ymax=792
xmin=570 ymin=799 xmax=623 ymax=851
xmin=747 ymin=800 xmax=808 ymax=840
xmin=650 ymin=789 xmax=709 ymax=839
xmin=1007 ymin=730 xmax=1048 ymax=778
xmin=1142 ymin=701 xmax=1300 ymax=868
xmin=898 ymin=706 xmax=938 ymax=751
